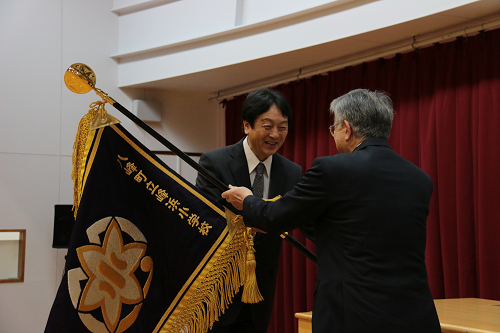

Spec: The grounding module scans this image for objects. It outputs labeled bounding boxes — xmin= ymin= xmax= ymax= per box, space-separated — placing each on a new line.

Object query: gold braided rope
xmin=71 ymin=101 xmax=106 ymax=218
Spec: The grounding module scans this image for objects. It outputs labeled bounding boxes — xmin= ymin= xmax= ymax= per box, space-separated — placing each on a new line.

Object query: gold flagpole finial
xmin=64 ymin=63 xmax=96 ymax=94
xmin=64 ymin=63 xmax=116 ymax=105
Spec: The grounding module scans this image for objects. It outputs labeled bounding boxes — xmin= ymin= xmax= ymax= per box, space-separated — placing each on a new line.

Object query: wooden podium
xmin=295 ymin=311 xmax=312 ymax=333
xmin=435 ymin=298 xmax=500 ymax=333
xmin=295 ymin=298 xmax=500 ymax=333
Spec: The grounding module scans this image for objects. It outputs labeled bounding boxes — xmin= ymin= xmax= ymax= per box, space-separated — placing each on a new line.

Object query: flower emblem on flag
xmin=67 ymin=216 xmax=153 ymax=333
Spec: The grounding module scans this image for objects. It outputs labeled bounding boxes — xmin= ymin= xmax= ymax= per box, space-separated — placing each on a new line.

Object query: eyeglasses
xmin=329 ymin=125 xmax=335 ymax=137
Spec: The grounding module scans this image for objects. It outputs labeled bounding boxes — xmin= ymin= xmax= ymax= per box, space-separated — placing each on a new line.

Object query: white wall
xmin=130 ymin=89 xmax=223 ymax=153
xmin=0 ymin=1 xmax=115 ymax=331
xmin=0 ymin=1 xmax=219 ymax=332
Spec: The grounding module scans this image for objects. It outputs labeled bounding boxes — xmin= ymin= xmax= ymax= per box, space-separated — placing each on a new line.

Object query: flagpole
xmin=64 ymin=63 xmax=317 ymax=265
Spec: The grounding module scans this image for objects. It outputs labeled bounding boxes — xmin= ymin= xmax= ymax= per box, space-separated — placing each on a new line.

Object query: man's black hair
xmin=241 ymin=89 xmax=292 ymax=132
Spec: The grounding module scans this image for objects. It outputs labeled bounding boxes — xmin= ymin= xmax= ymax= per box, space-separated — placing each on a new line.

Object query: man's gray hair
xmin=330 ymin=89 xmax=394 ymax=140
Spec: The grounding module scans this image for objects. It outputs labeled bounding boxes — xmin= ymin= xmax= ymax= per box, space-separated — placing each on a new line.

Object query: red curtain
xmin=224 ymin=28 xmax=500 ymax=333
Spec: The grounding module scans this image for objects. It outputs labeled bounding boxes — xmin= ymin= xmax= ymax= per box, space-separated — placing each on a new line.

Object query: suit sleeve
xmin=293 ymin=165 xmax=316 ymax=242
xmin=195 ymin=152 xmax=225 ymax=206
xmin=243 ymin=158 xmax=329 ymax=234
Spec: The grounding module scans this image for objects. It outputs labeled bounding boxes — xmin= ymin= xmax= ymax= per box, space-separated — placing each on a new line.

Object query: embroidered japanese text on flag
xmin=45 ymin=109 xmax=261 ymax=333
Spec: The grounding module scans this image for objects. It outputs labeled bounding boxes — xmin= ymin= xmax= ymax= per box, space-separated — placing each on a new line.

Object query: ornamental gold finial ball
xmin=64 ymin=63 xmax=96 ymax=94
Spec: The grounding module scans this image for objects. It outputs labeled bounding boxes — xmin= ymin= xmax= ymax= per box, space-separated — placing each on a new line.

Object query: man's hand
xmin=222 ymin=185 xmax=253 ymax=211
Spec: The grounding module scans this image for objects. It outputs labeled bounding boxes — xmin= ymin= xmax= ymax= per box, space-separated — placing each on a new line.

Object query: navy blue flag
xmin=45 ymin=112 xmax=261 ymax=333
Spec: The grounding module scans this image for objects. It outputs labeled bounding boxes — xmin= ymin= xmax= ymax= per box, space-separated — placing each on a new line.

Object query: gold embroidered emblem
xmin=67 ymin=216 xmax=153 ymax=333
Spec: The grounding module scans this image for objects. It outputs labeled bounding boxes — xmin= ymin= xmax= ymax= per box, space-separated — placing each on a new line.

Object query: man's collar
xmin=243 ymin=136 xmax=272 ymax=174
xmin=354 ymin=137 xmax=391 ymax=152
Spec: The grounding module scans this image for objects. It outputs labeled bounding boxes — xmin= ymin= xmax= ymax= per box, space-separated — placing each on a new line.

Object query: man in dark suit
xmin=196 ymin=88 xmax=305 ymax=333
xmin=222 ymin=89 xmax=441 ymax=333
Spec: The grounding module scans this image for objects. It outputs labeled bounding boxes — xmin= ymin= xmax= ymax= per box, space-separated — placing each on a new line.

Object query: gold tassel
xmin=239 ymin=195 xmax=281 ymax=303
xmin=71 ymin=101 xmax=120 ymax=219
xmin=241 ymin=227 xmax=263 ymax=303
xmin=71 ymin=102 xmax=101 ymax=218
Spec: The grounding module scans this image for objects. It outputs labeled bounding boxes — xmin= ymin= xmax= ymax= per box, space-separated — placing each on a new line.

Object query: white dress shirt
xmin=243 ymin=136 xmax=272 ymax=199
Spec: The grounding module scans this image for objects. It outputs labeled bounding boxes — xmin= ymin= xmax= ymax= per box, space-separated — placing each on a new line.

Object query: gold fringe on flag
xmin=162 ymin=221 xmax=246 ymax=332
xmin=161 ymin=211 xmax=263 ymax=333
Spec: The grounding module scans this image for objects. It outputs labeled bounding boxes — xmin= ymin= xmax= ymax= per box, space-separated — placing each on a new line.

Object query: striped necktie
xmin=252 ymin=163 xmax=265 ymax=198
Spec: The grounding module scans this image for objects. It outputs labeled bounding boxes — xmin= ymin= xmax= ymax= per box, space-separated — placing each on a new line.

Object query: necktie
xmin=252 ymin=163 xmax=265 ymax=198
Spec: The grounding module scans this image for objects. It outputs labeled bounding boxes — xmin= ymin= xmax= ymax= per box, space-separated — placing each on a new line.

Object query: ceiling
xmin=129 ymin=0 xmax=500 ymax=97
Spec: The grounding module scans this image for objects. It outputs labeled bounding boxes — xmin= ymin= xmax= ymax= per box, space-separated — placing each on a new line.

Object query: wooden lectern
xmin=296 ymin=298 xmax=500 ymax=333
xmin=295 ymin=312 xmax=312 ymax=333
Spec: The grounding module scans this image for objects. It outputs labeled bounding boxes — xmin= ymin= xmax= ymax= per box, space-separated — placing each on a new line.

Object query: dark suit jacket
xmin=242 ymin=138 xmax=441 ymax=333
xmin=195 ymin=139 xmax=303 ymax=330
